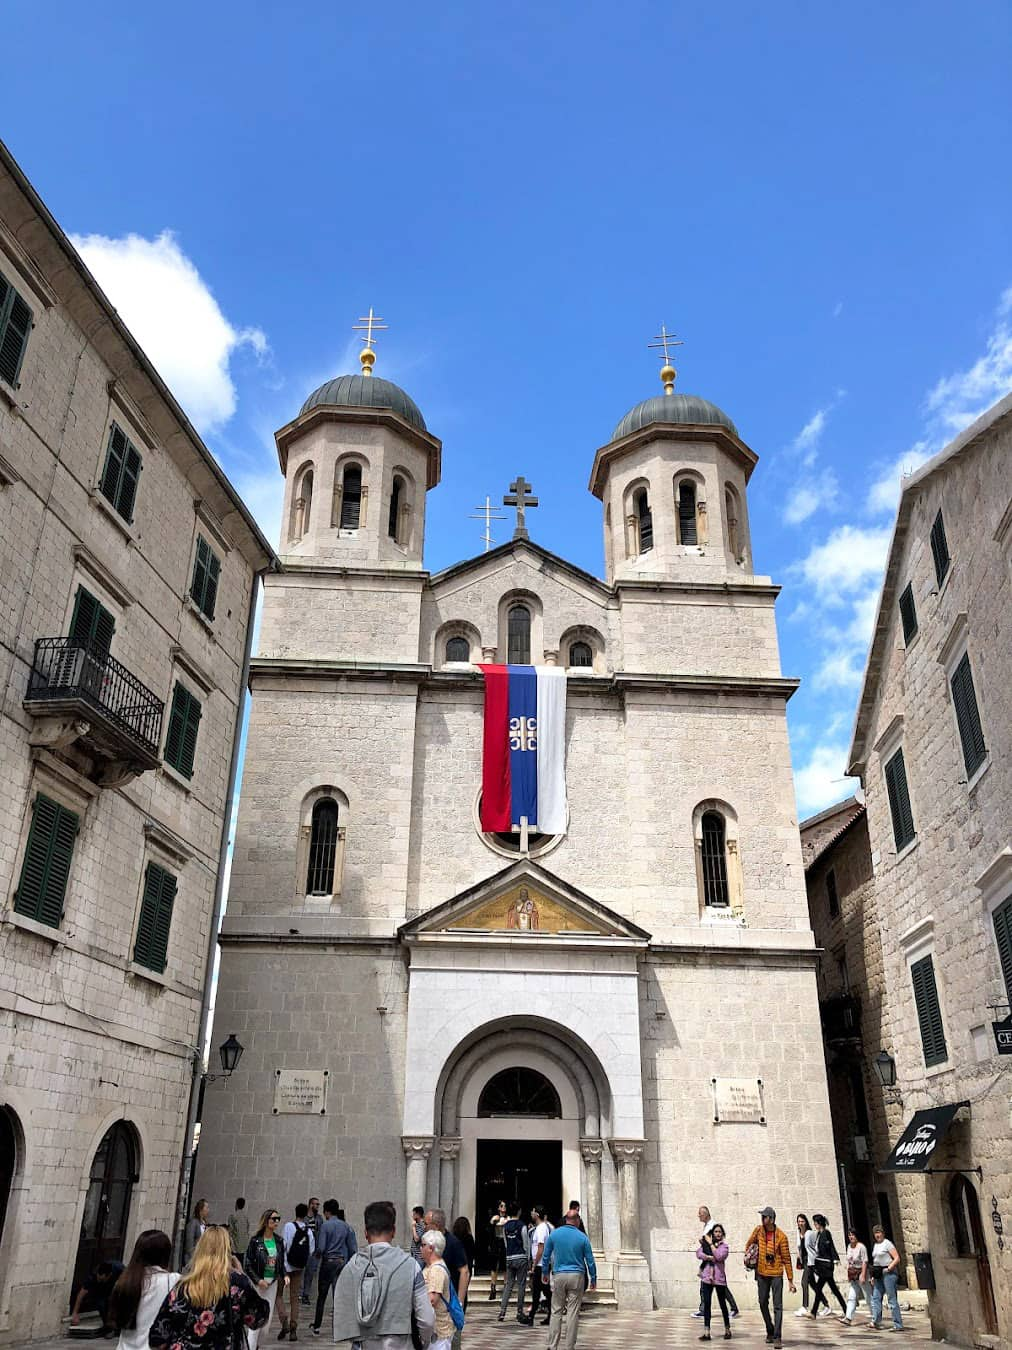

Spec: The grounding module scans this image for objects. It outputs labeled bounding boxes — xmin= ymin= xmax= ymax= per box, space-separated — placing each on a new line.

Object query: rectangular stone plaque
xmin=274 ymin=1068 xmax=329 ymax=1115
xmin=712 ymin=1077 xmax=765 ymax=1124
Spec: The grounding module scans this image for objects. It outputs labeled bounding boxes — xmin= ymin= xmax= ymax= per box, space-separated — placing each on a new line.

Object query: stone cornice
xmin=274 ymin=405 xmax=442 ymax=485
xmin=589 ymin=422 xmax=759 ymax=498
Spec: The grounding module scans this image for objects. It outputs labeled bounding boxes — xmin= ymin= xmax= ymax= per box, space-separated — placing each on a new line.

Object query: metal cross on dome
xmin=503 ymin=475 xmax=539 ymax=540
xmin=353 ymin=307 xmax=388 ymax=374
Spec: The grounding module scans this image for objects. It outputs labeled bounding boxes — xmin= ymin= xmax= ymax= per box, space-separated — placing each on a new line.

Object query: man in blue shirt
xmin=541 ymin=1212 xmax=597 ymax=1350
xmin=310 ymin=1198 xmax=357 ymax=1335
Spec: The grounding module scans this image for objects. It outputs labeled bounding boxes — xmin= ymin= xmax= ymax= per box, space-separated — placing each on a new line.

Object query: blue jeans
xmin=871 ymin=1270 xmax=903 ymax=1328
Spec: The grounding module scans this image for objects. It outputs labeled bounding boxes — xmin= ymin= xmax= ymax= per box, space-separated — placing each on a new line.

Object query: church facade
xmin=195 ymin=349 xmax=842 ymax=1307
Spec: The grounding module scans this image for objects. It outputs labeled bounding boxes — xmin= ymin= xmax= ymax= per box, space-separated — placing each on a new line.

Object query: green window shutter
xmin=884 ymin=748 xmax=915 ymax=851
xmin=164 ymin=683 xmax=201 ymax=779
xmin=134 ymin=862 xmax=177 ymax=973
xmin=118 ymin=442 xmax=142 ymax=522
xmin=930 ymin=509 xmax=950 ymax=586
xmin=99 ymin=424 xmax=142 ymax=522
xmin=190 ymin=535 xmax=221 ymax=619
xmin=0 ymin=278 xmax=33 ymax=387
xmin=911 ymin=955 xmax=948 ymax=1067
xmin=950 ymin=652 xmax=986 ymax=777
xmin=69 ymin=586 xmax=115 ymax=658
xmin=898 ymin=583 xmax=918 ymax=645
xmin=993 ymin=899 xmax=1012 ymax=1003
xmin=14 ymin=792 xmax=79 ymax=927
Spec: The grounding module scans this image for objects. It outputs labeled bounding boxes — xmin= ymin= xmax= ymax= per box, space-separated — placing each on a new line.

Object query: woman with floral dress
xmin=149 ymin=1227 xmax=269 ymax=1350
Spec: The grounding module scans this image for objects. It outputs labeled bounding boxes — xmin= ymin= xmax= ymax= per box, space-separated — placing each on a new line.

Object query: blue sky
xmin=5 ymin=1 xmax=1010 ymax=816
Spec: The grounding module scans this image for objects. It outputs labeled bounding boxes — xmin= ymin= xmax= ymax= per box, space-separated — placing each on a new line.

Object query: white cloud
xmin=784 ymin=468 xmax=839 ymax=524
xmin=791 ymin=408 xmax=827 ymax=464
xmin=865 ymin=442 xmax=934 ymax=515
xmin=924 ymin=285 xmax=1012 ymax=435
xmin=70 ymin=229 xmax=267 ymax=434
xmin=792 ymin=524 xmax=892 ymax=604
xmin=792 ymin=736 xmax=859 ymax=817
xmin=812 ymin=649 xmax=864 ymax=691
xmin=832 ymin=301 xmax=844 ymax=319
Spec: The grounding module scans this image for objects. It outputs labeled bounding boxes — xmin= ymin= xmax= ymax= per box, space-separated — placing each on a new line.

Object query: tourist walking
xmin=696 ymin=1222 xmax=732 ymax=1341
xmin=528 ymin=1206 xmax=553 ymax=1326
xmin=149 ymin=1227 xmax=270 ymax=1350
xmin=420 ymin=1230 xmax=456 ymax=1350
xmin=497 ymin=1203 xmax=530 ymax=1323
xmin=244 ymin=1208 xmax=289 ymax=1350
xmin=792 ymin=1216 xmax=812 ymax=1318
xmin=424 ymin=1209 xmax=469 ymax=1350
xmin=451 ymin=1216 xmax=476 ymax=1282
xmin=565 ymin=1201 xmax=586 ymax=1234
xmin=280 ymin=1203 xmax=315 ymax=1338
xmin=802 ymin=1216 xmax=829 ymax=1316
xmin=332 ymin=1201 xmax=434 ymax=1350
xmin=809 ymin=1215 xmax=847 ymax=1318
xmin=300 ymin=1199 xmax=322 ymax=1308
xmin=841 ymin=1229 xmax=871 ymax=1326
xmin=228 ymin=1199 xmax=250 ymax=1261
xmin=869 ymin=1225 xmax=904 ymax=1331
xmin=695 ymin=1207 xmax=739 ymax=1320
xmin=744 ymin=1207 xmax=795 ymax=1349
xmin=410 ymin=1206 xmax=427 ymax=1262
xmin=109 ymin=1229 xmax=179 ymax=1350
xmin=541 ymin=1211 xmax=597 ymax=1350
xmin=184 ymin=1199 xmax=209 ymax=1265
xmin=488 ymin=1201 xmax=508 ymax=1300
xmin=310 ymin=1199 xmax=357 ymax=1335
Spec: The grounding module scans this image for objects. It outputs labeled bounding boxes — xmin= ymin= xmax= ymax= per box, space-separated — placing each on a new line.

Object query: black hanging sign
xmin=991 ymin=1013 xmax=1012 ymax=1055
xmin=881 ymin=1103 xmax=964 ymax=1172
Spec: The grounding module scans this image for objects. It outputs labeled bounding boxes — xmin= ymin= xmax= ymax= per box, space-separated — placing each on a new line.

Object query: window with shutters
xmin=14 ymin=793 xmax=79 ymax=928
xmin=930 ymin=509 xmax=950 ymax=586
xmin=992 ymin=898 xmax=1012 ymax=1003
xmin=677 ymin=481 xmax=698 ymax=544
xmin=898 ymin=583 xmax=918 ymax=645
xmin=98 ymin=423 xmax=142 ymax=523
xmin=950 ymin=650 xmax=986 ymax=778
xmin=340 ymin=463 xmax=362 ymax=529
xmin=700 ymin=812 xmax=729 ymax=906
xmin=0 ymin=271 xmax=33 ymax=387
xmin=163 ymin=682 xmax=202 ymax=779
xmin=884 ymin=748 xmax=916 ymax=852
xmin=133 ymin=862 xmax=177 ymax=973
xmin=910 ymin=954 xmax=948 ymax=1067
xmin=826 ymin=867 xmax=840 ymax=918
xmin=189 ymin=535 xmax=221 ymax=620
xmin=634 ymin=487 xmax=653 ymax=553
xmin=69 ymin=586 xmax=116 ymax=659
xmin=507 ymin=605 xmax=531 ymax=664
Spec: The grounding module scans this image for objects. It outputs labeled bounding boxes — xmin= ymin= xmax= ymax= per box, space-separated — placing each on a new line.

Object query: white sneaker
xmin=793 ymin=1308 xmax=809 ymax=1318
xmin=818 ymin=1308 xmax=833 ymax=1318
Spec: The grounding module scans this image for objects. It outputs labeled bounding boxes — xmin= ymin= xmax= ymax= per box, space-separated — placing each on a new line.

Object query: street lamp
xmin=872 ymin=1049 xmax=903 ymax=1105
xmin=216 ymin=1033 xmax=244 ymax=1078
xmin=175 ymin=1033 xmax=244 ymax=1259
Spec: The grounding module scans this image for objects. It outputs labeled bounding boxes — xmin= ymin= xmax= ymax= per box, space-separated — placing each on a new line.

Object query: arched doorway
xmin=0 ymin=1107 xmax=18 ymax=1246
xmin=71 ymin=1121 xmax=137 ymax=1304
xmin=949 ymin=1174 xmax=998 ymax=1335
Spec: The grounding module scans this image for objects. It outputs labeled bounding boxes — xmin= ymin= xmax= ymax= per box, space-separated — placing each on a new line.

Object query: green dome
xmin=613 ymin=392 xmax=737 ymax=442
xmin=300 ymin=373 xmax=426 ymax=432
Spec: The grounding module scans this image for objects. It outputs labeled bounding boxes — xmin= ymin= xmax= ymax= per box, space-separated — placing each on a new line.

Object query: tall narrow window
xmin=635 ymin=488 xmax=653 ymax=553
xmin=568 ymin=641 xmax=593 ymax=668
xmin=306 ymin=798 xmax=339 ymax=895
xmin=930 ymin=509 xmax=950 ymax=586
xmin=99 ymin=424 xmax=143 ymax=523
xmin=701 ymin=811 xmax=729 ymax=906
xmin=164 ymin=683 xmax=202 ymax=780
xmin=898 ymin=583 xmax=918 ymax=645
xmin=678 ymin=482 xmax=698 ymax=544
xmin=69 ymin=587 xmax=116 ymax=660
xmin=725 ymin=487 xmax=740 ymax=559
xmin=992 ymin=897 xmax=1012 ymax=1003
xmin=133 ymin=862 xmax=177 ymax=973
xmin=445 ymin=636 xmax=470 ymax=662
xmin=190 ymin=535 xmax=221 ymax=620
xmin=507 ymin=605 xmax=531 ymax=664
xmin=884 ymin=748 xmax=915 ymax=851
xmin=388 ymin=475 xmax=404 ymax=540
xmin=340 ymin=464 xmax=362 ymax=529
xmin=826 ymin=867 xmax=840 ymax=917
xmin=0 ymin=272 xmax=33 ymax=387
xmin=911 ymin=954 xmax=947 ymax=1067
xmin=14 ymin=792 xmax=79 ymax=928
xmin=950 ymin=651 xmax=986 ymax=777
xmin=298 ymin=469 xmax=313 ymax=535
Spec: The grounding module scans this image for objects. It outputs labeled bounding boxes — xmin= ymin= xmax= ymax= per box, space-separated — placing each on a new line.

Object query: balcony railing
xmin=26 ymin=637 xmax=164 ymax=758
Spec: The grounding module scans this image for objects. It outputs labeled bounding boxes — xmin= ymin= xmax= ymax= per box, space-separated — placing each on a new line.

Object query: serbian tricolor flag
xmin=479 ymin=665 xmax=568 ymax=834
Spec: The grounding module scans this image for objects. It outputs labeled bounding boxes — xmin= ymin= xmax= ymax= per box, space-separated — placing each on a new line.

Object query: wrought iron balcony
xmin=821 ymin=992 xmax=862 ymax=1043
xmin=24 ymin=637 xmax=164 ymax=780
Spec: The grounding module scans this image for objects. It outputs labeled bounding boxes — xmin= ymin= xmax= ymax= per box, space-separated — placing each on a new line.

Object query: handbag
xmin=847 ymin=1263 xmax=862 ymax=1282
xmin=744 ymin=1241 xmax=759 ymax=1271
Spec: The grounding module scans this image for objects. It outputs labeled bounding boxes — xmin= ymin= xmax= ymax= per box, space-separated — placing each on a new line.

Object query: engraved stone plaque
xmin=274 ymin=1068 xmax=329 ymax=1114
xmin=712 ymin=1077 xmax=765 ymax=1124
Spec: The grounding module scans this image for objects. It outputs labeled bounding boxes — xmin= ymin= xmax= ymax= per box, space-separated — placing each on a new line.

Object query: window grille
xmin=884 ymin=748 xmax=915 ymax=851
xmin=388 ymin=475 xmax=403 ymax=540
xmin=950 ymin=651 xmax=986 ymax=777
xmin=911 ymin=954 xmax=947 ymax=1067
xmin=306 ymin=798 xmax=339 ymax=894
xmin=507 ymin=605 xmax=531 ymax=664
xmin=635 ymin=488 xmax=653 ymax=552
xmin=898 ymin=583 xmax=918 ymax=645
xmin=568 ymin=641 xmax=593 ymax=668
xmin=701 ymin=811 xmax=729 ymax=906
xmin=340 ymin=464 xmax=362 ymax=529
xmin=678 ymin=482 xmax=698 ymax=544
xmin=930 ymin=509 xmax=950 ymax=586
xmin=445 ymin=636 xmax=469 ymax=662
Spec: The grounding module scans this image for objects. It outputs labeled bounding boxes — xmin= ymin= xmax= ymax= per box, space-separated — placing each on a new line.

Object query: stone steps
xmin=466 ymin=1274 xmax=618 ymax=1309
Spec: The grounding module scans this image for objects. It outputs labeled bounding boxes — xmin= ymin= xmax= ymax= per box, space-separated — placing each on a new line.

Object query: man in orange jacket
xmin=745 ymin=1206 xmax=796 ymax=1348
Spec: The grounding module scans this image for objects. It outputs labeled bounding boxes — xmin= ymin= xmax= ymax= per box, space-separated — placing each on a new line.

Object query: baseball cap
xmin=759 ymin=1206 xmax=776 ymax=1220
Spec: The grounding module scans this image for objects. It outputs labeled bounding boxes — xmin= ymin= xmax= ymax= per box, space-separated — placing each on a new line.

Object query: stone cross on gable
xmin=503 ymin=475 xmax=539 ymax=540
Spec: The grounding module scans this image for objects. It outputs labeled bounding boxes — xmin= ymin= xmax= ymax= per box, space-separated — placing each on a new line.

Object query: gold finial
xmin=648 ymin=323 xmax=684 ymax=395
xmin=353 ymin=307 xmax=388 ymax=377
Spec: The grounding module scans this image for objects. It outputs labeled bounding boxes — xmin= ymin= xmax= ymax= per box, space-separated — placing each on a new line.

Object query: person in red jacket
xmin=744 ymin=1207 xmax=796 ymax=1349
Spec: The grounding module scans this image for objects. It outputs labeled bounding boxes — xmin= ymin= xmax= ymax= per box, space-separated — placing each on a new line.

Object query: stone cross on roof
xmin=503 ymin=475 xmax=539 ymax=540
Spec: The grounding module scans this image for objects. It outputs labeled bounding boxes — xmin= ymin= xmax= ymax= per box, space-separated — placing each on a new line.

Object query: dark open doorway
xmin=71 ymin=1121 xmax=137 ymax=1306
xmin=475 ymin=1139 xmax=562 ymax=1271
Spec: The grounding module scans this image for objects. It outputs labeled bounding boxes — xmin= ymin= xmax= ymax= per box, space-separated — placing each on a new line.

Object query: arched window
xmin=725 ymin=486 xmax=741 ymax=560
xmin=678 ymin=481 xmax=698 ymax=544
xmin=478 ymin=1067 xmax=561 ymax=1118
xmin=507 ymin=605 xmax=531 ymax=664
xmin=72 ymin=1122 xmax=137 ymax=1302
xmin=950 ymin=1174 xmax=981 ymax=1258
xmin=0 ymin=1106 xmax=18 ymax=1250
xmin=635 ymin=487 xmax=653 ymax=553
xmin=569 ymin=641 xmax=593 ymax=668
xmin=701 ymin=811 xmax=729 ymax=906
xmin=388 ymin=475 xmax=404 ymax=541
xmin=291 ymin=467 xmax=314 ymax=540
xmin=306 ymin=798 xmax=339 ymax=895
xmin=340 ymin=464 xmax=362 ymax=530
xmin=445 ymin=636 xmax=470 ymax=663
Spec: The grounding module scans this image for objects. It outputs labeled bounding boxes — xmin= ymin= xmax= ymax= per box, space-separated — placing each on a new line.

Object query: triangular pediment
xmin=399 ymin=860 xmax=650 ymax=944
xmin=428 ymin=539 xmax=612 ymax=605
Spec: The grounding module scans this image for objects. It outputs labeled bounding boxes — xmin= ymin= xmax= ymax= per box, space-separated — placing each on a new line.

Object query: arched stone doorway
xmin=949 ymin=1173 xmax=998 ymax=1336
xmin=71 ymin=1120 xmax=138 ymax=1304
xmin=0 ymin=1106 xmax=17 ymax=1246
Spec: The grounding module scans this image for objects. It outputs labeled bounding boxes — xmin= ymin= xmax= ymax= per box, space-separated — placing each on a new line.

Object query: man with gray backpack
xmin=497 ymin=1203 xmax=531 ymax=1324
xmin=332 ymin=1201 xmax=434 ymax=1350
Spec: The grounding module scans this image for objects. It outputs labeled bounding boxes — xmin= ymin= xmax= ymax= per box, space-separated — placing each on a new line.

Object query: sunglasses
xmin=270 ymin=1215 xmax=280 ymax=1222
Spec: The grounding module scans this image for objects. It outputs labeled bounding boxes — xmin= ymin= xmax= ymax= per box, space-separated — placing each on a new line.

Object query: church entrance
xmin=475 ymin=1139 xmax=562 ymax=1271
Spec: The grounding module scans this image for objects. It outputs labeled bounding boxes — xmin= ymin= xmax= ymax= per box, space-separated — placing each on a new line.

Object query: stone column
xmin=608 ymin=1139 xmax=646 ymax=1255
xmin=438 ymin=1137 xmax=461 ymax=1218
xmin=402 ymin=1135 xmax=434 ymax=1220
xmin=543 ymin=649 xmax=559 ymax=666
xmin=579 ymin=1139 xmax=604 ymax=1251
xmin=482 ymin=645 xmax=497 ymax=662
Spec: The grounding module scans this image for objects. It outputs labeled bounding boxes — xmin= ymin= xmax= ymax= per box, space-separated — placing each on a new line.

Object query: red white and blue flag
xmin=479 ymin=665 xmax=568 ymax=834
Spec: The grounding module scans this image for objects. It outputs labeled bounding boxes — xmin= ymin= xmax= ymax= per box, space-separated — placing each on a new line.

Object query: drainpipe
xmin=173 ymin=561 xmax=271 ymax=1261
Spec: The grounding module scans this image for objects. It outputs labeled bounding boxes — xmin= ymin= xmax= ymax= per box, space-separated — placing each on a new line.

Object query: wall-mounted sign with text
xmin=712 ymin=1077 xmax=765 ymax=1124
xmin=274 ymin=1068 xmax=329 ymax=1114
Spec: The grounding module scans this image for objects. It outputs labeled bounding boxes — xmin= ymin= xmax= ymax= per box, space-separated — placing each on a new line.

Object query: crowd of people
xmin=68 ymin=1193 xmax=907 ymax=1350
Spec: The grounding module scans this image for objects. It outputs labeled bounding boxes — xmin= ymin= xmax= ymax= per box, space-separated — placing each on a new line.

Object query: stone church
xmin=195 ymin=340 xmax=842 ymax=1308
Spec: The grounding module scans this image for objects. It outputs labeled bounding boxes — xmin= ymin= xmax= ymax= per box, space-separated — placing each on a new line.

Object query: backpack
xmin=437 ymin=1263 xmax=466 ymax=1331
xmin=504 ymin=1219 xmax=527 ymax=1261
xmin=289 ymin=1223 xmax=311 ymax=1269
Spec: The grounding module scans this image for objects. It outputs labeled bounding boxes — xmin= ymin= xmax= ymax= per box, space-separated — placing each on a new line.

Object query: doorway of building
xmin=71 ymin=1121 xmax=137 ymax=1306
xmin=949 ymin=1174 xmax=999 ymax=1336
xmin=0 ymin=1107 xmax=17 ymax=1247
xmin=475 ymin=1140 xmax=562 ymax=1271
